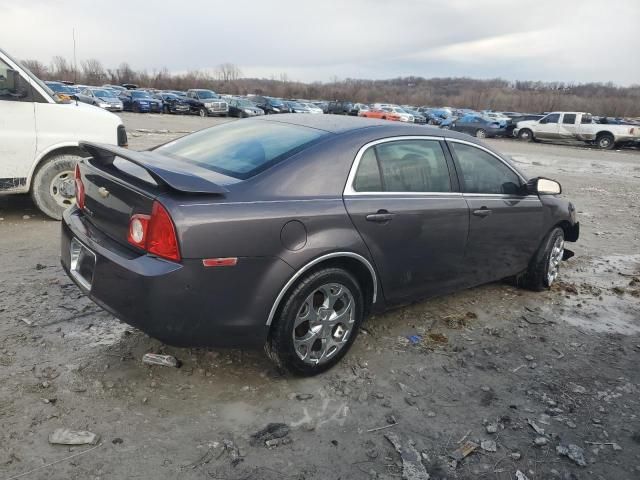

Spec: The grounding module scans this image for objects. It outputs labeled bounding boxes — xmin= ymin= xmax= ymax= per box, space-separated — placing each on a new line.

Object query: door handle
xmin=366 ymin=210 xmax=394 ymax=223
xmin=472 ymin=207 xmax=492 ymax=217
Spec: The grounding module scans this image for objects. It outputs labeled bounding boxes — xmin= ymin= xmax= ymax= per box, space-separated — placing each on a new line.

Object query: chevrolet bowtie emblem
xmin=98 ymin=187 xmax=110 ymax=198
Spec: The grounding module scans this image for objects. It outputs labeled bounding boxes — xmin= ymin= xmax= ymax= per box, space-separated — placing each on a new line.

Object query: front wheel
xmin=475 ymin=128 xmax=487 ymax=139
xmin=523 ymin=227 xmax=565 ymax=291
xmin=199 ymin=107 xmax=208 ymax=118
xmin=31 ymin=153 xmax=82 ymax=220
xmin=518 ymin=128 xmax=533 ymax=141
xmin=266 ymin=268 xmax=364 ymax=376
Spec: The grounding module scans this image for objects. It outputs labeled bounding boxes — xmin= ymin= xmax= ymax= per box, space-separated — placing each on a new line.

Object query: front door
xmin=447 ymin=140 xmax=544 ymax=285
xmin=0 ymin=58 xmax=36 ymax=190
xmin=344 ymin=138 xmax=469 ymax=303
xmin=534 ymin=113 xmax=561 ymax=139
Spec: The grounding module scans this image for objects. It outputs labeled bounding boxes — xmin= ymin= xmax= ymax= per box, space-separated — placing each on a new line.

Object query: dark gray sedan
xmin=61 ymin=115 xmax=579 ymax=375
xmin=449 ymin=114 xmax=507 ymax=138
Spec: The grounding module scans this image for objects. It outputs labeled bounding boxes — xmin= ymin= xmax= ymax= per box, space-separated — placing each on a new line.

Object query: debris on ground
xmin=556 ymin=443 xmax=586 ymax=466
xmin=527 ymin=418 xmax=545 ymax=435
xmin=295 ymin=393 xmax=313 ymax=401
xmin=406 ymin=334 xmax=422 ymax=344
xmin=449 ymin=441 xmax=478 ymax=462
xmin=481 ymin=440 xmax=497 ymax=452
xmin=250 ymin=423 xmax=290 ymax=446
xmin=222 ymin=439 xmax=243 ymax=466
xmin=486 ymin=423 xmax=498 ymax=433
xmin=48 ymin=428 xmax=100 ymax=445
xmin=515 ymin=470 xmax=530 ymax=480
xmin=142 ymin=353 xmax=181 ymax=368
xmin=384 ymin=432 xmax=430 ymax=480
xmin=534 ymin=437 xmax=548 ymax=446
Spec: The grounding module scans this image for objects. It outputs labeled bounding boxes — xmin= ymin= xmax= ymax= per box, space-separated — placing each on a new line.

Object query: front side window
xmin=0 ymin=58 xmax=33 ymax=102
xmin=352 ymin=140 xmax=452 ymax=193
xmin=542 ymin=113 xmax=560 ymax=124
xmin=450 ymin=142 xmax=522 ymax=195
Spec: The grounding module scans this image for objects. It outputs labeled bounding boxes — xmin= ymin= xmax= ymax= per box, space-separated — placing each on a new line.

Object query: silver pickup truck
xmin=514 ymin=112 xmax=640 ymax=149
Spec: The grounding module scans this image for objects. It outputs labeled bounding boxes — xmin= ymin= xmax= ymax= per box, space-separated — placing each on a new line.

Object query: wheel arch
xmin=266 ymin=252 xmax=378 ymax=326
xmin=555 ymin=219 xmax=579 ymax=242
xmin=27 ymin=144 xmax=86 ymax=191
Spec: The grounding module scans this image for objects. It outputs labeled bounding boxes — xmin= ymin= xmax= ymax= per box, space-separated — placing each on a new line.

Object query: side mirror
xmin=527 ymin=177 xmax=562 ymax=195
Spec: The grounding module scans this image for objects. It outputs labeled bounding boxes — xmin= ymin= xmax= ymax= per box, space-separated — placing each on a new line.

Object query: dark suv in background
xmin=184 ymin=89 xmax=229 ymax=117
xmin=327 ymin=100 xmax=356 ymax=115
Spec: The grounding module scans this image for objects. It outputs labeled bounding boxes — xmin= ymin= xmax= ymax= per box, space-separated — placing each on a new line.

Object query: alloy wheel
xmin=292 ymin=283 xmax=355 ymax=365
xmin=547 ymin=236 xmax=564 ymax=285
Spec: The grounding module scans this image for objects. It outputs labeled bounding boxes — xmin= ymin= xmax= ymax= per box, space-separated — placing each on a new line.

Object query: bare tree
xmin=21 ymin=59 xmax=48 ymax=78
xmin=216 ymin=63 xmax=242 ymax=82
xmin=50 ymin=56 xmax=74 ymax=81
xmin=81 ymin=58 xmax=106 ymax=85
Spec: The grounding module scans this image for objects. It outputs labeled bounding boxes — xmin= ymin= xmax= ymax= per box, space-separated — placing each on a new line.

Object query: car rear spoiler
xmin=80 ymin=142 xmax=228 ymax=195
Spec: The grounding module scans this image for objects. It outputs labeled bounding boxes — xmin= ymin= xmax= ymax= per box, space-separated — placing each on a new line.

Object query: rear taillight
xmin=74 ymin=164 xmax=85 ymax=210
xmin=127 ymin=201 xmax=181 ymax=262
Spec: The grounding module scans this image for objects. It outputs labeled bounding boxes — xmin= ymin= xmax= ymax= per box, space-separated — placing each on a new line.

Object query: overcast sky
xmin=1 ymin=0 xmax=638 ymax=85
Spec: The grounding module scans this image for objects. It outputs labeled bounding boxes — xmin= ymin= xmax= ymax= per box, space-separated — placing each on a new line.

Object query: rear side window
xmin=156 ymin=121 xmax=328 ymax=179
xmin=562 ymin=114 xmax=576 ymax=124
xmin=353 ymin=140 xmax=451 ymax=193
xmin=450 ymin=142 xmax=522 ymax=195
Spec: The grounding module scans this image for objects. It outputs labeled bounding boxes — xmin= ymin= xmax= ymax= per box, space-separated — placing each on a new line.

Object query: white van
xmin=0 ymin=48 xmax=127 ymax=219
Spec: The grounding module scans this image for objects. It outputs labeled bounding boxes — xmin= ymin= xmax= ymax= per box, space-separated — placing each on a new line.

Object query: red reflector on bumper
xmin=202 ymin=257 xmax=238 ymax=267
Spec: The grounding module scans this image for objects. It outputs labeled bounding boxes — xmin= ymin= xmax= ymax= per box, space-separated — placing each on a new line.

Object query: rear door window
xmin=352 ymin=140 xmax=452 ymax=193
xmin=562 ymin=113 xmax=577 ymax=124
xmin=156 ymin=121 xmax=329 ymax=179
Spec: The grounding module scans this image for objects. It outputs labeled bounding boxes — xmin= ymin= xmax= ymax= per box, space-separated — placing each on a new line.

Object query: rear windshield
xmin=155 ymin=120 xmax=329 ymax=179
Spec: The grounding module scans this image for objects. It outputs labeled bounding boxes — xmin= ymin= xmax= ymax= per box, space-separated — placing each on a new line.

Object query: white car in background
xmin=302 ymin=102 xmax=324 ymax=114
xmin=0 ymin=48 xmax=127 ymax=219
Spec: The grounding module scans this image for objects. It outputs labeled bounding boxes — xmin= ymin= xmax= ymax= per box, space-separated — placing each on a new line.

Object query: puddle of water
xmin=559 ymin=255 xmax=640 ymax=335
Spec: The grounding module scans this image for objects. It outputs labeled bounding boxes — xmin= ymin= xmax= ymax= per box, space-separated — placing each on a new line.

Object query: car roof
xmin=252 ymin=113 xmax=475 ymax=138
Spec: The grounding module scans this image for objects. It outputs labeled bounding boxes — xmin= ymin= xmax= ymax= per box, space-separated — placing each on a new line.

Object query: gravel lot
xmin=1 ymin=112 xmax=639 ymax=480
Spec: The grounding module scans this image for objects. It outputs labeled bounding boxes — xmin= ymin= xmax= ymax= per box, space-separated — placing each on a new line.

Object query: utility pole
xmin=72 ymin=28 xmax=77 ymax=83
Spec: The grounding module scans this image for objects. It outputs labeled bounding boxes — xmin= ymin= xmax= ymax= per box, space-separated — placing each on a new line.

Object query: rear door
xmin=447 ymin=140 xmax=544 ymax=285
xmin=558 ymin=113 xmax=580 ymax=139
xmin=534 ymin=113 xmax=560 ymax=139
xmin=344 ymin=137 xmax=469 ymax=303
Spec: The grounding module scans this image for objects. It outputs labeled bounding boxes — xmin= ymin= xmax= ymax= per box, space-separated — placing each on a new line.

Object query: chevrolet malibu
xmin=61 ymin=115 xmax=579 ymax=375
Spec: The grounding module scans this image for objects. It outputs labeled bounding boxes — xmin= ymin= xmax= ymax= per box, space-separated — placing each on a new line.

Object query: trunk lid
xmin=78 ymin=142 xmax=227 ymax=249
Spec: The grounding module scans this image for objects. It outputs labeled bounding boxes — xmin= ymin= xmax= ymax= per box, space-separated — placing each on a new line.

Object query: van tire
xmin=31 ymin=154 xmax=82 ymax=220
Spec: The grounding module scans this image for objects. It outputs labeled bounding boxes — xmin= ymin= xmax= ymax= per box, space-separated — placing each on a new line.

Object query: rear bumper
xmin=61 ymin=208 xmax=294 ymax=348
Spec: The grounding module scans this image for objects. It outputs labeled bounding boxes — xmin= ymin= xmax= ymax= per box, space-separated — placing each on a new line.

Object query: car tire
xmin=266 ymin=267 xmax=364 ymax=376
xmin=163 ymin=105 xmax=170 ymax=114
xmin=522 ymin=227 xmax=565 ymax=291
xmin=31 ymin=153 xmax=82 ymax=220
xmin=199 ymin=108 xmax=208 ymax=118
xmin=132 ymin=103 xmax=140 ymax=113
xmin=596 ymin=133 xmax=615 ymax=150
xmin=475 ymin=129 xmax=487 ymax=139
xmin=518 ymin=128 xmax=533 ymax=141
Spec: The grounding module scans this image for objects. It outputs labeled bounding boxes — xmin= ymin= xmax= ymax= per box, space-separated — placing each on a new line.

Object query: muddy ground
xmin=1 ymin=113 xmax=639 ymax=480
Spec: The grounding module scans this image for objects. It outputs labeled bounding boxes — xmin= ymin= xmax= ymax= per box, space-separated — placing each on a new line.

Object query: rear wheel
xmin=475 ymin=128 xmax=487 ymax=139
xmin=266 ymin=267 xmax=364 ymax=376
xmin=31 ymin=153 xmax=82 ymax=220
xmin=596 ymin=133 xmax=615 ymax=150
xmin=518 ymin=128 xmax=533 ymax=141
xmin=522 ymin=227 xmax=565 ymax=291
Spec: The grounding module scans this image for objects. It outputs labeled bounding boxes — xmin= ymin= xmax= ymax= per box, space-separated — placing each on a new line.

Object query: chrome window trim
xmin=444 ymin=137 xmax=527 ymax=184
xmin=266 ymin=252 xmax=378 ymax=326
xmin=343 ymin=135 xmax=451 ymax=196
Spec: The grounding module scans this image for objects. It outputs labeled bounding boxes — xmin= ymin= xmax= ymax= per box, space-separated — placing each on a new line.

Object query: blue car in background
xmin=120 ymin=90 xmax=162 ymax=113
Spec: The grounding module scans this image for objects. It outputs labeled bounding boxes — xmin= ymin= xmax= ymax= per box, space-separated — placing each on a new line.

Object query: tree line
xmin=21 ymin=57 xmax=640 ymax=118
